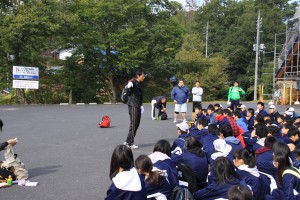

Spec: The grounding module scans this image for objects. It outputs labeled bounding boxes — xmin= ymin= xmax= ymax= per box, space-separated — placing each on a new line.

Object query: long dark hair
xmin=135 ymin=154 xmax=164 ymax=186
xmin=228 ymin=185 xmax=252 ymax=200
xmin=273 ymin=142 xmax=291 ymax=186
xmin=213 ymin=157 xmax=240 ymax=185
xmin=109 ymin=145 xmax=134 ymax=180
xmin=153 ymin=139 xmax=171 ymax=157
xmin=185 ymin=136 xmax=204 ymax=157
xmin=233 ymin=149 xmax=256 ymax=168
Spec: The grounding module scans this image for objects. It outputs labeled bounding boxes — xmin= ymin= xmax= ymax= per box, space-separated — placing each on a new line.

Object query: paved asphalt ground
xmin=0 ymin=102 xmax=298 ymax=200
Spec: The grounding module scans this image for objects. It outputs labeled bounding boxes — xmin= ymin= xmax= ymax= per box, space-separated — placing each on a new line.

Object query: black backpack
xmin=158 ymin=112 xmax=168 ymax=120
xmin=177 ymin=163 xmax=198 ymax=193
xmin=170 ymin=186 xmax=194 ymax=200
xmin=121 ymin=85 xmax=129 ymax=104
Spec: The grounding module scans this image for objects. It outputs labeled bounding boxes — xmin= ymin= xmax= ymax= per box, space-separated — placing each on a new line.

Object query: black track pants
xmin=126 ymin=106 xmax=141 ymax=145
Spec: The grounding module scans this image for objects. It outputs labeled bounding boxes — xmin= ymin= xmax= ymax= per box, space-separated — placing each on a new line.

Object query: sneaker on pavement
xmin=173 ymin=119 xmax=177 ymax=123
xmin=123 ymin=142 xmax=128 ymax=145
xmin=152 ymin=117 xmax=156 ymax=120
xmin=130 ymin=144 xmax=139 ymax=149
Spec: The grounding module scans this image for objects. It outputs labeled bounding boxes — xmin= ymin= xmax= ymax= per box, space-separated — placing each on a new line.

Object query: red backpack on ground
xmin=99 ymin=116 xmax=110 ymax=128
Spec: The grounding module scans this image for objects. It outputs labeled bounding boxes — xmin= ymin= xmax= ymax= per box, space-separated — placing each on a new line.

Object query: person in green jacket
xmin=227 ymin=81 xmax=245 ymax=111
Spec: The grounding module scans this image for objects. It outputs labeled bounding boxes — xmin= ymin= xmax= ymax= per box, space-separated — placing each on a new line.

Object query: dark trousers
xmin=152 ymin=104 xmax=163 ymax=118
xmin=230 ymin=99 xmax=240 ymax=111
xmin=126 ymin=106 xmax=141 ymax=145
xmin=192 ymin=101 xmax=202 ymax=112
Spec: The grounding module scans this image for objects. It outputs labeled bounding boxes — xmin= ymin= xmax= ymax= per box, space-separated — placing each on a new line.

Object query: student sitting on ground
xmin=218 ymin=124 xmax=243 ymax=154
xmin=171 ymin=122 xmax=189 ymax=153
xmin=251 ymin=123 xmax=268 ymax=154
xmin=135 ymin=154 xmax=171 ymax=199
xmin=233 ymin=149 xmax=267 ymax=200
xmin=148 ymin=140 xmax=179 ymax=190
xmin=191 ymin=104 xmax=205 ymax=129
xmin=267 ymin=142 xmax=300 ymax=199
xmin=255 ymin=136 xmax=278 ymax=180
xmin=201 ymin=124 xmax=219 ymax=158
xmin=189 ymin=118 xmax=208 ymax=145
xmin=193 ymin=157 xmax=247 ymax=200
xmin=267 ymin=125 xmax=284 ymax=143
xmin=228 ymin=185 xmax=253 ymax=200
xmin=293 ymin=144 xmax=300 ymax=169
xmin=171 ymin=136 xmax=209 ymax=189
xmin=105 ymin=145 xmax=146 ymax=199
xmin=209 ymin=139 xmax=233 ymax=171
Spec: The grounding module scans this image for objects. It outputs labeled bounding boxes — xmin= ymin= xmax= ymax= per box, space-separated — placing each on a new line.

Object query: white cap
xmin=240 ymin=104 xmax=246 ymax=109
xmin=269 ymin=105 xmax=276 ymax=109
xmin=213 ymin=139 xmax=232 ymax=153
xmin=288 ymin=107 xmax=295 ymax=112
xmin=176 ymin=122 xmax=189 ymax=132
xmin=285 ymin=111 xmax=293 ymax=116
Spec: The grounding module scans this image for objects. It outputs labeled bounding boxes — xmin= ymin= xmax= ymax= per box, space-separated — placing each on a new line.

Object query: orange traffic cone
xmin=281 ymin=97 xmax=285 ymax=105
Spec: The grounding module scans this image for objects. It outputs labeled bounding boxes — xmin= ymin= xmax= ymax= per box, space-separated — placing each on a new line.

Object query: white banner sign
xmin=13 ymin=80 xmax=39 ymax=89
xmin=13 ymin=66 xmax=39 ymax=80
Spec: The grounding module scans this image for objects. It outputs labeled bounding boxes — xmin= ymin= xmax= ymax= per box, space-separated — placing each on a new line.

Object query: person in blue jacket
xmin=207 ymin=105 xmax=218 ymax=125
xmin=245 ymin=108 xmax=255 ymax=132
xmin=251 ymin=123 xmax=268 ymax=155
xmin=256 ymin=102 xmax=269 ymax=118
xmin=193 ymin=157 xmax=248 ymax=200
xmin=218 ymin=124 xmax=243 ymax=154
xmin=135 ymin=154 xmax=171 ymax=199
xmin=268 ymin=142 xmax=300 ymax=200
xmin=202 ymin=124 xmax=219 ymax=158
xmin=255 ymin=136 xmax=278 ymax=179
xmin=148 ymin=139 xmax=179 ymax=190
xmin=105 ymin=145 xmax=147 ymax=200
xmin=171 ymin=79 xmax=191 ymax=123
xmin=189 ymin=118 xmax=208 ymax=144
xmin=172 ymin=136 xmax=209 ymax=189
xmin=228 ymin=184 xmax=253 ymax=200
xmin=233 ymin=149 xmax=266 ymax=200
xmin=171 ymin=122 xmax=190 ymax=152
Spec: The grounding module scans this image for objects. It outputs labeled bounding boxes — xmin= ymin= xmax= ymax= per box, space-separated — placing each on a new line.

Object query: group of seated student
xmin=106 ymin=102 xmax=300 ymax=200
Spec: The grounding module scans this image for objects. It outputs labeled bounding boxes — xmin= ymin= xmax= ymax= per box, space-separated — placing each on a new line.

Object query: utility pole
xmin=205 ymin=22 xmax=208 ymax=58
xmin=254 ymin=10 xmax=262 ymax=101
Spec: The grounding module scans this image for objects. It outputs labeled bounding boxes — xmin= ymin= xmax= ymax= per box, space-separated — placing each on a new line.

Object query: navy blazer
xmin=172 ymin=151 xmax=209 ymax=188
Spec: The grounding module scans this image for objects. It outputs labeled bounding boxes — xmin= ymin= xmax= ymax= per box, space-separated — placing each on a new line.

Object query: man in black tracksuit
xmin=124 ymin=70 xmax=145 ymax=149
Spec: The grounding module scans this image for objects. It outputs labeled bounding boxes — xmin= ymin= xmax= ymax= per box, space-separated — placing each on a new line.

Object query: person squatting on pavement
xmin=124 ymin=70 xmax=146 ymax=149
xmin=151 ymin=96 xmax=167 ymax=120
xmin=171 ymin=79 xmax=191 ymax=123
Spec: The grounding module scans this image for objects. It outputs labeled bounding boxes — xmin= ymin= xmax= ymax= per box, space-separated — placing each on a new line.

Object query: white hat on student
xmin=269 ymin=105 xmax=276 ymax=109
xmin=288 ymin=107 xmax=295 ymax=112
xmin=176 ymin=122 xmax=189 ymax=132
xmin=240 ymin=104 xmax=246 ymax=109
xmin=213 ymin=139 xmax=232 ymax=153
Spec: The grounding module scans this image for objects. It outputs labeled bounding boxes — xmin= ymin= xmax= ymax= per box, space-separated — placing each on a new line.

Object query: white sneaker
xmin=152 ymin=117 xmax=156 ymax=120
xmin=129 ymin=144 xmax=139 ymax=149
xmin=123 ymin=142 xmax=128 ymax=145
xmin=173 ymin=119 xmax=177 ymax=123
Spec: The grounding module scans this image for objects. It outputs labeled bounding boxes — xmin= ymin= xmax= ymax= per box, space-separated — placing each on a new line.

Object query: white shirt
xmin=192 ymin=87 xmax=203 ymax=102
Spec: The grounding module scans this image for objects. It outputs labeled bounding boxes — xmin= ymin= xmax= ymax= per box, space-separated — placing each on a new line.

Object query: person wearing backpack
xmin=123 ymin=70 xmax=145 ymax=149
xmin=151 ymin=96 xmax=167 ymax=120
xmin=267 ymin=142 xmax=300 ymax=200
xmin=171 ymin=79 xmax=191 ymax=123
xmin=227 ymin=81 xmax=245 ymax=112
xmin=172 ymin=136 xmax=209 ymax=189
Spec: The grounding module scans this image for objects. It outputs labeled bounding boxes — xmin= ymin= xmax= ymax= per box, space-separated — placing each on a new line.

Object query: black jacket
xmin=152 ymin=96 xmax=166 ymax=110
xmin=127 ymin=79 xmax=143 ymax=107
